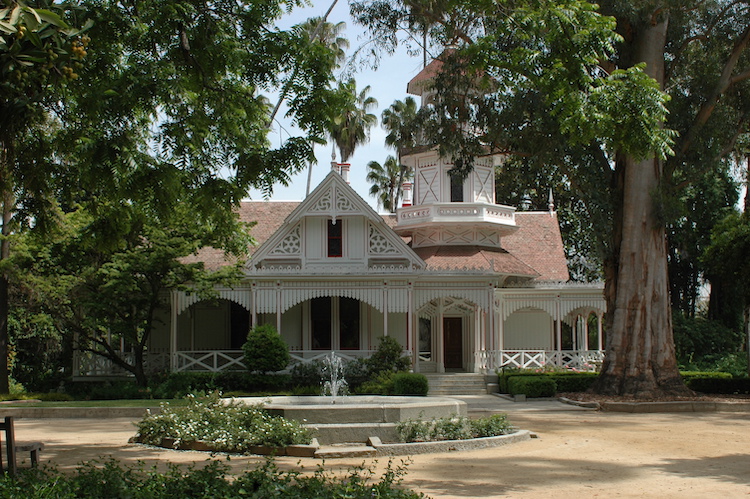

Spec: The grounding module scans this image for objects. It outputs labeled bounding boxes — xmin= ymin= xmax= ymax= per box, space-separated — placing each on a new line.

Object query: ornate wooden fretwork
xmin=269 ymin=223 xmax=301 ymax=255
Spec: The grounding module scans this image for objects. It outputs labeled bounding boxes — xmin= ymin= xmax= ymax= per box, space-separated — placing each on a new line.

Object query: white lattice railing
xmin=288 ymin=350 xmax=376 ymax=366
xmin=474 ymin=350 xmax=604 ymax=372
xmin=174 ymin=350 xmax=247 ymax=372
xmin=74 ymin=352 xmax=170 ymax=377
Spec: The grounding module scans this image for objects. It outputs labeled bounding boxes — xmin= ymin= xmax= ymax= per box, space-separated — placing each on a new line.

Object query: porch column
xmin=251 ymin=283 xmax=257 ymax=326
xmin=583 ymin=314 xmax=590 ymax=350
xmin=597 ymin=312 xmax=604 ymax=350
xmin=408 ymin=283 xmax=417 ymax=372
xmin=473 ymin=307 xmax=481 ymax=373
xmin=555 ymin=299 xmax=562 ymax=352
xmin=170 ymin=290 xmax=178 ymax=371
xmin=496 ymin=302 xmax=504 ymax=369
xmin=276 ymin=282 xmax=282 ymax=333
xmin=437 ymin=298 xmax=445 ymax=373
xmin=382 ymin=282 xmax=388 ymax=336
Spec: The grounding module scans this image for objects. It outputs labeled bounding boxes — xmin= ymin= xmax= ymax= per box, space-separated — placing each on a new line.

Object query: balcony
xmin=395 ymin=202 xmax=517 ymax=236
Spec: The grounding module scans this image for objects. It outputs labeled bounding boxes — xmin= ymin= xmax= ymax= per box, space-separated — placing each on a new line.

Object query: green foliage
xmin=507 ymin=376 xmax=557 ymax=398
xmin=150 ymin=372 xmax=292 ymax=399
xmin=356 ymin=371 xmax=395 ymax=395
xmin=0 ymin=458 xmax=425 ymax=498
xmin=366 ymin=336 xmax=411 ymax=376
xmin=289 ymin=360 xmax=324 ymax=388
xmin=672 ymin=312 xmax=744 ymax=364
xmin=392 ymin=372 xmax=429 ymax=396
xmin=685 ymin=377 xmax=750 ymax=395
xmin=397 ymin=414 xmax=514 ymax=443
xmin=242 ymin=324 xmax=290 ymax=375
xmin=498 ymin=368 xmax=599 ymax=394
xmin=135 ymin=392 xmax=312 ymax=451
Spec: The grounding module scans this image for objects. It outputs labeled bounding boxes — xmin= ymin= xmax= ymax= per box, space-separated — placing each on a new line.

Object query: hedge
xmin=392 ymin=373 xmax=429 ymax=396
xmin=507 ymin=376 xmax=557 ymax=398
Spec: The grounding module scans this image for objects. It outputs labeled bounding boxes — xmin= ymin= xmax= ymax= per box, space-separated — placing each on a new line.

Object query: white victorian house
xmin=74 ymin=54 xmax=606 ymax=378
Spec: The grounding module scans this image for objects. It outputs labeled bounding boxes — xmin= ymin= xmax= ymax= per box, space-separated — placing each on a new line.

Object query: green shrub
xmin=242 ymin=324 xmax=290 ymax=374
xmin=470 ymin=414 xmax=514 ymax=438
xmin=343 ymin=357 xmax=370 ymax=390
xmin=507 ymin=376 xmax=557 ymax=397
xmin=356 ymin=371 xmax=395 ymax=395
xmin=685 ymin=376 xmax=750 ymax=394
xmin=397 ymin=413 xmax=514 ymax=442
xmin=67 ymin=380 xmax=154 ymax=400
xmin=134 ymin=391 xmax=312 ymax=451
xmin=551 ymin=372 xmax=599 ymax=392
xmin=0 ymin=458 xmax=425 ymax=498
xmin=290 ymin=359 xmax=324 ymax=388
xmin=366 ymin=336 xmax=411 ymax=376
xmin=392 ymin=373 xmax=429 ymax=396
xmin=150 ymin=372 xmax=217 ymax=399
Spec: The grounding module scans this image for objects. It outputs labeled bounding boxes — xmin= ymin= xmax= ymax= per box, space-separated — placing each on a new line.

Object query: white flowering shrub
xmin=134 ymin=391 xmax=312 ymax=451
xmin=396 ymin=413 xmax=514 ymax=442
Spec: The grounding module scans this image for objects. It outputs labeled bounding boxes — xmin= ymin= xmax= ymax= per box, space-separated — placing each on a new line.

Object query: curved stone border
xmin=130 ymin=431 xmax=532 ymax=459
xmin=368 ymin=430 xmax=532 ymax=456
xmin=558 ymin=396 xmax=750 ymax=413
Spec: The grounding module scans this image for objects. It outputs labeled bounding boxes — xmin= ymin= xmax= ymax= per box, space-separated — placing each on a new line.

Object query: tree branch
xmin=678 ymin=22 xmax=750 ymax=156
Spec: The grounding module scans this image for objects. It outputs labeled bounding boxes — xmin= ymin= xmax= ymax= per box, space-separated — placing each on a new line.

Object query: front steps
xmin=423 ymin=373 xmax=489 ymax=396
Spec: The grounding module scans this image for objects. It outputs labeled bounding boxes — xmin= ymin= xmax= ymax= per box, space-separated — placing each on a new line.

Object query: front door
xmin=443 ymin=317 xmax=463 ymax=369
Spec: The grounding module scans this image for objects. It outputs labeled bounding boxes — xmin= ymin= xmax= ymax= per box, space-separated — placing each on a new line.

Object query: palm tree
xmin=329 ymin=79 xmax=378 ymax=163
xmin=381 ymin=97 xmax=420 ymax=209
xmin=299 ymin=18 xmax=350 ymax=196
xmin=367 ymin=156 xmax=412 ymax=213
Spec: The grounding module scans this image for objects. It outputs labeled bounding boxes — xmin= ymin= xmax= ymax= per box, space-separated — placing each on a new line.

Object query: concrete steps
xmin=424 ymin=373 xmax=489 ymax=396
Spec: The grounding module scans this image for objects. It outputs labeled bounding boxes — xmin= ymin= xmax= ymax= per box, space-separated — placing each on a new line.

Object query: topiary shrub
xmin=507 ymin=376 xmax=556 ymax=398
xmin=242 ymin=324 xmax=290 ymax=375
xmin=392 ymin=372 xmax=429 ymax=396
xmin=366 ymin=336 xmax=411 ymax=376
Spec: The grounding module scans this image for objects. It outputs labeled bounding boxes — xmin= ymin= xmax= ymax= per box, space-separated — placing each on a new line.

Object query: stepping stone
xmin=314 ymin=446 xmax=377 ymax=459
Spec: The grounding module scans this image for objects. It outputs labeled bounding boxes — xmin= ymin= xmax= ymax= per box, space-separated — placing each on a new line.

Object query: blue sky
xmin=247 ymin=1 xmax=428 ymax=211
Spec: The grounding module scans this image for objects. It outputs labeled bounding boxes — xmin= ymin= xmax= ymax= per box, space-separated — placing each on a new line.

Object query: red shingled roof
xmin=186 ymin=202 xmax=569 ymax=281
xmin=413 ymin=246 xmax=538 ymax=276
xmin=503 ymin=212 xmax=570 ymax=281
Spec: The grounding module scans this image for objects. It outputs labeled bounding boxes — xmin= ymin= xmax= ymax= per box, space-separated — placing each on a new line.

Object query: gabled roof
xmin=503 ymin=212 xmax=570 ymax=281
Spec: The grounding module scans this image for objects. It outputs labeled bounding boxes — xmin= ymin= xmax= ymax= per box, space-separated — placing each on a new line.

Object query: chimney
xmin=402 ymin=181 xmax=413 ymax=207
xmin=340 ymin=163 xmax=350 ymax=184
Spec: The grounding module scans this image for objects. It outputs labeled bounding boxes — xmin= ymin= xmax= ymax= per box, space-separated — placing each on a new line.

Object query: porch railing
xmin=74 ymin=351 xmax=170 ymax=377
xmin=475 ymin=350 xmax=604 ymax=372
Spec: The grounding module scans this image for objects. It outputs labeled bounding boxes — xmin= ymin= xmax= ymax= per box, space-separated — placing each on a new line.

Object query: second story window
xmin=450 ymin=174 xmax=464 ymax=202
xmin=327 ymin=219 xmax=342 ymax=257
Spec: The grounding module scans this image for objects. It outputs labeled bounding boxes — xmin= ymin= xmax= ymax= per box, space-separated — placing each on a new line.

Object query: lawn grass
xmin=0 ymin=399 xmax=188 ymax=408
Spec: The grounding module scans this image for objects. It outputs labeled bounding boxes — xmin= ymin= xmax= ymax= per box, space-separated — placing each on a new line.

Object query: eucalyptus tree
xmin=329 ymin=78 xmax=378 ymax=163
xmin=352 ymin=0 xmax=750 ymax=397
xmin=367 ymin=155 xmax=412 ymax=212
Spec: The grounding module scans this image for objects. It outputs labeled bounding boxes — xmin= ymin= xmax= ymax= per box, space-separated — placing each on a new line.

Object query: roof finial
xmin=548 ymin=188 xmax=555 ymax=214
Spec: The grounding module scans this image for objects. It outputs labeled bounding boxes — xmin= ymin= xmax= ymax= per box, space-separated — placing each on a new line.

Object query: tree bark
xmin=0 ymin=146 xmax=12 ymax=394
xmin=592 ymin=13 xmax=691 ymax=397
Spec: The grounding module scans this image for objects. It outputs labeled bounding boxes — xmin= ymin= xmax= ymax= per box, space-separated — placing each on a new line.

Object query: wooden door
xmin=443 ymin=317 xmax=463 ymax=369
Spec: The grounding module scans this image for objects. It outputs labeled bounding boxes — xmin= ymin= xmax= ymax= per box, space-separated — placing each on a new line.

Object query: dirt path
xmin=12 ymin=403 xmax=750 ymax=498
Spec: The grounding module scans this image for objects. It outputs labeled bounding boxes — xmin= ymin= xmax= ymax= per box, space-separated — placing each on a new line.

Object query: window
xmin=327 ymin=219 xmax=342 ymax=257
xmin=311 ymin=297 xmax=332 ymax=349
xmin=450 ymin=174 xmax=463 ymax=202
xmin=310 ymin=296 xmax=360 ymax=350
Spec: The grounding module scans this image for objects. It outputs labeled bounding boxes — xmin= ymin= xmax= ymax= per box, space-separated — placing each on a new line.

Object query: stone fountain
xmin=234 ymin=353 xmax=468 ymax=444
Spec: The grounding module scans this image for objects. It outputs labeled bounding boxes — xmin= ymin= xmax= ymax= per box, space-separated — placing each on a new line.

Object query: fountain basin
xmin=231 ymin=396 xmax=468 ymax=444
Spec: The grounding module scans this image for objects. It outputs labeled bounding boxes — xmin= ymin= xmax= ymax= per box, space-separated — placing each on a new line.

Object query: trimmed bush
xmin=498 ymin=369 xmax=598 ymax=394
xmin=392 ymin=373 xmax=429 ymax=396
xmin=507 ymin=376 xmax=557 ymax=398
xmin=685 ymin=376 xmax=750 ymax=394
xmin=397 ymin=413 xmax=514 ymax=442
xmin=366 ymin=336 xmax=411 ymax=376
xmin=242 ymin=324 xmax=290 ymax=374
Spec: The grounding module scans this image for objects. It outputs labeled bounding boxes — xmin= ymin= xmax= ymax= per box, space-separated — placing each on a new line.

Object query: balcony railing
xmin=397 ymin=202 xmax=516 ymax=230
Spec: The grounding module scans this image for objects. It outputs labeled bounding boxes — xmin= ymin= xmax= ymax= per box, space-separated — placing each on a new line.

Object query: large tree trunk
xmin=592 ymin=13 xmax=690 ymax=397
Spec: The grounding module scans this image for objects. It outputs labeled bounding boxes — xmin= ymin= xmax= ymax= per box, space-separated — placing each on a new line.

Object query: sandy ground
xmin=10 ymin=397 xmax=750 ymax=498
